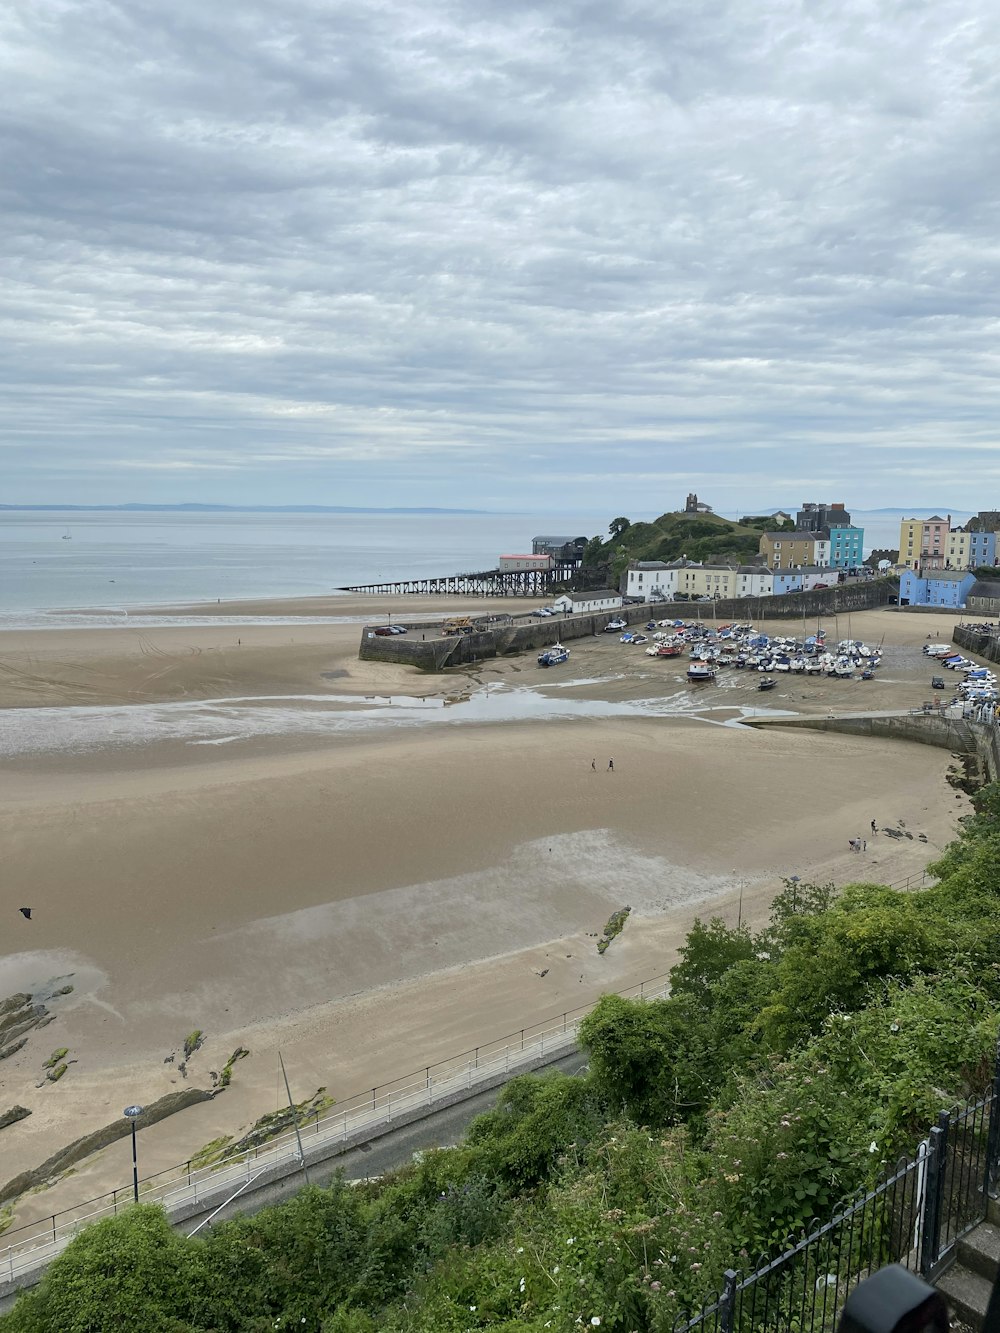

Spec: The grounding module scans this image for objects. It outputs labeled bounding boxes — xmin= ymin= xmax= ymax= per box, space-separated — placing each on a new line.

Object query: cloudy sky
xmin=2 ymin=0 xmax=999 ymax=513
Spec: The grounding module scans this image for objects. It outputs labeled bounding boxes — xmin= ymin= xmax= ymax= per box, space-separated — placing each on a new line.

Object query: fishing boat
xmin=537 ymin=644 xmax=569 ymax=667
xmin=757 ymin=677 xmax=776 ymax=691
xmin=687 ymin=662 xmax=717 ymax=682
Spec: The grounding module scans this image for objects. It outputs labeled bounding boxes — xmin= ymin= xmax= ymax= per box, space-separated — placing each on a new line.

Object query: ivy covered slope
xmin=583 ymin=511 xmax=786 ymax=580
xmin=5 ymin=785 xmax=1000 ymax=1332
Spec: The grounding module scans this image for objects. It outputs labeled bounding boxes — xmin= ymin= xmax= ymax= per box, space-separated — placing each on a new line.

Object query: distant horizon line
xmin=0 ymin=503 xmax=972 ymax=517
xmin=0 ymin=503 xmax=499 ymax=515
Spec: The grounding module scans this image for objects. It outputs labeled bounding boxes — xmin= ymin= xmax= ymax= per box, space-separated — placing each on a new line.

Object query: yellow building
xmin=675 ymin=564 xmax=739 ymax=599
xmin=758 ymin=532 xmax=820 ymax=570
xmin=944 ymin=530 xmax=971 ymax=569
xmin=898 ymin=515 xmax=950 ymax=570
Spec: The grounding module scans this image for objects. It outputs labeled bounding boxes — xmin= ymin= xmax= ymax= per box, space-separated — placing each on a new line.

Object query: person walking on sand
xmin=871 ymin=819 xmax=877 ymax=835
xmin=863 ymin=839 xmax=867 ymax=851
xmin=608 ymin=758 xmax=614 ymax=772
xmin=591 ymin=758 xmax=596 ymax=771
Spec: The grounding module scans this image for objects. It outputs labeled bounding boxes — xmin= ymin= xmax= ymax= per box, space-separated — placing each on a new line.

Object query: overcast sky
xmin=2 ymin=0 xmax=999 ymax=513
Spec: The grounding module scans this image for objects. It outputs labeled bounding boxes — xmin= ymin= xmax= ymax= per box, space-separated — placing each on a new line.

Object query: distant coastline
xmin=0 ymin=503 xmax=495 ymax=514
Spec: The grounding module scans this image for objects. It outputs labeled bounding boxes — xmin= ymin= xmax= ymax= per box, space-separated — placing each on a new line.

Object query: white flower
xmin=517 ymin=1246 xmax=524 ymax=1253
xmin=519 ymin=1277 xmax=526 ymax=1292
xmin=591 ymin=1319 xmax=602 ymax=1327
xmin=553 ymin=1265 xmax=560 ymax=1274
xmin=869 ymin=1140 xmax=878 ymax=1153
xmin=470 ymin=1305 xmax=476 ymax=1311
xmin=567 ymin=1236 xmax=576 ymax=1244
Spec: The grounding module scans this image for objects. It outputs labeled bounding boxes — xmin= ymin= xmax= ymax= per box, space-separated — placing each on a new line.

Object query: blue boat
xmin=538 ymin=644 xmax=570 ymax=667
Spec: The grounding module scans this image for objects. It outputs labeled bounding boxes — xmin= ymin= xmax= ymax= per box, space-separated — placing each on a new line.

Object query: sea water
xmin=0 ymin=509 xmax=609 ymax=623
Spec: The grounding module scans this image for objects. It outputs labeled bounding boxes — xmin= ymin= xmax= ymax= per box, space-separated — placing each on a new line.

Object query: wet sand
xmin=0 ymin=603 xmax=976 ymax=1227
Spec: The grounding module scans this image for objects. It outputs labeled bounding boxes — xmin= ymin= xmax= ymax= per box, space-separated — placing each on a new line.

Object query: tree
xmin=608 ymin=516 xmax=631 ymax=540
xmin=581 ymin=535 xmax=605 ymax=567
xmin=4 ymin=1205 xmax=197 ymax=1332
xmin=669 ymin=917 xmax=755 ymax=1009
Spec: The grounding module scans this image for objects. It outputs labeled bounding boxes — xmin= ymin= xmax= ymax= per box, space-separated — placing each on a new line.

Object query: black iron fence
xmin=673 ymin=1043 xmax=1000 ymax=1331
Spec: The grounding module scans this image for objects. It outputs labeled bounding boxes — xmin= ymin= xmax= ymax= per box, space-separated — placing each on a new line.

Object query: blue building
xmin=827 ymin=525 xmax=864 ymax=568
xmin=969 ymin=530 xmax=997 ymax=568
xmin=771 ymin=571 xmax=803 ymax=595
xmin=899 ymin=569 xmax=975 ymax=608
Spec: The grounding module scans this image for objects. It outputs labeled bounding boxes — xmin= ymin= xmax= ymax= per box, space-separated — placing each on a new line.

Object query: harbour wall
xmin=743 ymin=712 xmax=1000 ymax=784
xmin=954 ymin=625 xmax=1000 ymax=668
xmin=358 ymin=608 xmax=653 ymax=670
xmin=358 ymin=580 xmax=897 ymax=671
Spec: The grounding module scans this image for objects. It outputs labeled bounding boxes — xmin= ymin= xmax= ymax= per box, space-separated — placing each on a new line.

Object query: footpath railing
xmin=1 ymin=969 xmax=674 ymax=1285
xmin=672 ymin=1046 xmax=1000 ymax=1332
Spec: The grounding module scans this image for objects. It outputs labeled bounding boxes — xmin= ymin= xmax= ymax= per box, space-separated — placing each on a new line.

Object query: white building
xmin=734 ymin=566 xmax=774 ymax=597
xmin=498 ymin=553 xmax=554 ymax=572
xmin=797 ymin=566 xmax=839 ymax=591
xmin=624 ymin=562 xmax=678 ymax=601
xmin=553 ymin=589 xmax=623 ymax=613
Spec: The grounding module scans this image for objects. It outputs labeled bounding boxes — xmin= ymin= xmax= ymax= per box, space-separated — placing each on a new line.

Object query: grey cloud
xmin=1 ymin=0 xmax=999 ymax=510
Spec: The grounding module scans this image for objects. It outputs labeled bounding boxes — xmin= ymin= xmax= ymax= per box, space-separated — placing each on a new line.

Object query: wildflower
xmin=651 ymin=1281 xmax=662 ymax=1292
xmin=567 ymin=1236 xmax=576 ymax=1244
xmin=517 ymin=1247 xmax=524 ymax=1254
xmin=869 ymin=1140 xmax=878 ymax=1153
xmin=554 ymin=1265 xmax=560 ymax=1274
xmin=691 ymin=1262 xmax=702 ymax=1271
xmin=520 ymin=1277 xmax=526 ymax=1292
xmin=591 ymin=1319 xmax=602 ymax=1327
xmin=470 ymin=1304 xmax=477 ymax=1311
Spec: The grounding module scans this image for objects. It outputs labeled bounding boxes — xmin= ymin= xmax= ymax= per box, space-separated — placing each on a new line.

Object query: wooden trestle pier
xmin=340 ymin=565 xmax=580 ymax=596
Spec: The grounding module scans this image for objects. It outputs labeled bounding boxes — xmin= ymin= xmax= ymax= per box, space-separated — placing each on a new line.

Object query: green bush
xmin=2 ymin=1205 xmax=197 ymax=1332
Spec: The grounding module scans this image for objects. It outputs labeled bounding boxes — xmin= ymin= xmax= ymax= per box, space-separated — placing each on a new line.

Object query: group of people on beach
xmin=591 ymin=758 xmax=614 ymax=771
xmin=849 ymin=820 xmax=879 ymax=853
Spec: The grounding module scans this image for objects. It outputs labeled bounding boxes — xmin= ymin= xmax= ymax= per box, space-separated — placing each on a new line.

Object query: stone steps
xmin=936 ymin=1214 xmax=1000 ymax=1329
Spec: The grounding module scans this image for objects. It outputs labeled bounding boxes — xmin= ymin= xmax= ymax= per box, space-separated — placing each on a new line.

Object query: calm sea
xmin=0 ymin=510 xmax=610 ymax=622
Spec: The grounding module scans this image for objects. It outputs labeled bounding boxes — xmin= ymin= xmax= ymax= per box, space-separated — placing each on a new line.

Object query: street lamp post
xmin=789 ymin=875 xmax=801 ymax=913
xmin=124 ymin=1105 xmax=144 ymax=1203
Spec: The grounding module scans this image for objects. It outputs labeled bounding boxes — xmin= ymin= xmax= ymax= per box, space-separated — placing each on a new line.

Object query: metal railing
xmin=672 ymin=1050 xmax=1000 ymax=1332
xmin=0 ymin=969 xmax=673 ymax=1284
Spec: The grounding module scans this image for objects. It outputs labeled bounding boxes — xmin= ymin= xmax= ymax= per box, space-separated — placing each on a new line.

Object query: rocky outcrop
xmin=0 ymin=1088 xmax=214 ymax=1204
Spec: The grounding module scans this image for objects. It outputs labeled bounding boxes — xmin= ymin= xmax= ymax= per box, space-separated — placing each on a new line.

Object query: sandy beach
xmin=0 ymin=602 xmax=978 ymax=1230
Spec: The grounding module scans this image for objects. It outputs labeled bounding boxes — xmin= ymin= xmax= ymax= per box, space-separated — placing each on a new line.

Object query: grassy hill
xmin=584 ymin=511 xmax=782 ymax=577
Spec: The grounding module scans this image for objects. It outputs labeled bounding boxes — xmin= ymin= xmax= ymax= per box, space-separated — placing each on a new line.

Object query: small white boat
xmin=687 ymin=662 xmax=717 ymax=682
